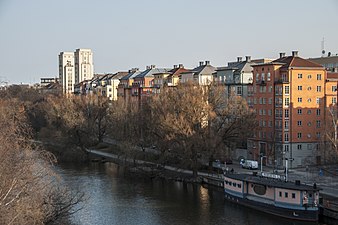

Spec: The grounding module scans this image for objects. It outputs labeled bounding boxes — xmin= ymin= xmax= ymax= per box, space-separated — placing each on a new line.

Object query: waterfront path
xmin=87 ymin=148 xmax=338 ymax=198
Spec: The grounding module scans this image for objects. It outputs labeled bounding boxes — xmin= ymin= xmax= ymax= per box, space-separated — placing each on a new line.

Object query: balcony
xmin=257 ymin=80 xmax=266 ymax=86
xmin=274 ymin=79 xmax=289 ymax=84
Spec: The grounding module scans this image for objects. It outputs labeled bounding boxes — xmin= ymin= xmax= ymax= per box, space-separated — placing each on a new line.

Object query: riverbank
xmin=87 ymin=149 xmax=204 ymax=183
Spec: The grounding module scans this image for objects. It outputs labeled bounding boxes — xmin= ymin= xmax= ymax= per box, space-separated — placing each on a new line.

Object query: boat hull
xmin=224 ymin=192 xmax=319 ymax=221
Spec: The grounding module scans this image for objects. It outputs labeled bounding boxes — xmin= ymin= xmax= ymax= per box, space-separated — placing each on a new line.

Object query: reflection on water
xmin=58 ymin=162 xmax=328 ymax=225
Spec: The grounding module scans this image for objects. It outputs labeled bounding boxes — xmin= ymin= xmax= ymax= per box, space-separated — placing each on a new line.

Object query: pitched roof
xmin=273 ymin=56 xmax=323 ymax=69
xmin=327 ymin=72 xmax=338 ymax=80
xmin=134 ymin=68 xmax=171 ymax=79
xmin=181 ymin=64 xmax=216 ymax=76
xmin=111 ymin=71 xmax=129 ymax=80
xmin=120 ymin=70 xmax=141 ymax=80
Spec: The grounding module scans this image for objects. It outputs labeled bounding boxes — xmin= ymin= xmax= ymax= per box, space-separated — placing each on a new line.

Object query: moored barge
xmin=224 ymin=172 xmax=321 ymax=221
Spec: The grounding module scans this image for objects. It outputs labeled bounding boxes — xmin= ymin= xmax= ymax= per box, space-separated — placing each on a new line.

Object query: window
xmin=316 ymin=98 xmax=321 ymax=104
xmin=308 ymin=110 xmax=312 ymax=114
xmin=267 ymin=73 xmax=271 ymax=81
xmin=316 ymin=109 xmax=320 ymax=115
xmin=262 ymin=73 xmax=265 ymax=81
xmin=297 ymin=121 xmax=302 ymax=126
xmin=332 ymin=97 xmax=337 ymax=104
xmin=285 ymin=121 xmax=289 ymax=129
xmin=307 ymin=86 xmax=312 ymax=91
xmin=298 ymin=74 xmax=302 ymax=79
xmin=285 ymin=145 xmax=289 ymax=152
xmin=317 ymin=86 xmax=322 ymax=92
xmin=308 ymin=98 xmax=312 ymax=103
xmin=292 ymin=193 xmax=296 ymax=199
xmin=256 ymin=74 xmax=259 ymax=82
xmin=308 ymin=74 xmax=312 ymax=79
xmin=268 ymin=98 xmax=272 ymax=104
xmin=279 ymin=191 xmax=282 ymax=197
xmin=307 ymin=144 xmax=312 ymax=150
xmin=332 ymin=86 xmax=337 ymax=92
xmin=285 ymin=109 xmax=289 ymax=118
xmin=297 ymin=144 xmax=302 ymax=150
xmin=285 ymin=86 xmax=290 ymax=95
xmin=297 ymin=109 xmax=302 ymax=114
xmin=317 ymin=74 xmax=322 ymax=80
xmin=298 ymin=133 xmax=302 ymax=139
xmin=316 ymin=120 xmax=321 ymax=128
xmin=237 ymin=86 xmax=242 ymax=95
xmin=308 ymin=122 xmax=312 ymax=126
xmin=284 ymin=133 xmax=289 ymax=142
xmin=285 ymin=98 xmax=290 ymax=106
xmin=285 ymin=192 xmax=289 ymax=198
xmin=268 ymin=109 xmax=272 ymax=116
xmin=269 ymin=121 xmax=272 ymax=127
xmin=316 ymin=132 xmax=321 ymax=138
xmin=298 ymin=97 xmax=302 ymax=103
xmin=298 ymin=86 xmax=302 ymax=91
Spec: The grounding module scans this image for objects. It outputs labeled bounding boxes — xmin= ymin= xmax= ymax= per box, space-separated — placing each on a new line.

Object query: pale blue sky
xmin=0 ymin=0 xmax=338 ymax=84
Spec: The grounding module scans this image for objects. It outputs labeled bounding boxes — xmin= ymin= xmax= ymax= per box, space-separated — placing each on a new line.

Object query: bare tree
xmin=0 ymin=99 xmax=84 ymax=225
xmin=324 ymin=106 xmax=338 ymax=163
xmin=150 ymin=82 xmax=211 ymax=177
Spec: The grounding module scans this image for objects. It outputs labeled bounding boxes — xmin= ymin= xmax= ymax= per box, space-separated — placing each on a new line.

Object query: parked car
xmin=241 ymin=159 xmax=258 ymax=170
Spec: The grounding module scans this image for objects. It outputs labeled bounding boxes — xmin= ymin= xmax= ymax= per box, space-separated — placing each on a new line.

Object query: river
xmin=58 ymin=162 xmax=328 ymax=225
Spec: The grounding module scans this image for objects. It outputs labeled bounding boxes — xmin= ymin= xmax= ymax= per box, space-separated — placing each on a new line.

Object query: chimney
xmin=146 ymin=66 xmax=150 ymax=69
xmin=151 ymin=65 xmax=156 ymax=69
xmin=245 ymin=56 xmax=251 ymax=62
xmin=292 ymin=51 xmax=298 ymax=57
xmin=173 ymin=65 xmax=178 ymax=69
xmin=237 ymin=57 xmax=242 ymax=62
xmin=199 ymin=61 xmax=204 ymax=66
xmin=178 ymin=64 xmax=184 ymax=68
xmin=205 ymin=60 xmax=210 ymax=65
xmin=279 ymin=52 xmax=286 ymax=58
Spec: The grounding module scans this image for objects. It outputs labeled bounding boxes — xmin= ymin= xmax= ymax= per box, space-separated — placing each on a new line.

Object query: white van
xmin=241 ymin=160 xmax=258 ymax=170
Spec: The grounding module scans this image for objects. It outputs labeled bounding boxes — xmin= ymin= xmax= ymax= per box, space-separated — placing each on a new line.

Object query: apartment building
xmin=117 ymin=68 xmax=140 ymax=102
xmin=131 ymin=65 xmax=170 ymax=103
xmin=59 ymin=49 xmax=94 ymax=94
xmin=309 ymin=54 xmax=338 ymax=72
xmin=247 ymin=51 xmax=327 ymax=168
xmin=180 ymin=61 xmax=215 ymax=85
xmin=153 ymin=64 xmax=189 ymax=94
xmin=59 ymin=52 xmax=75 ymax=94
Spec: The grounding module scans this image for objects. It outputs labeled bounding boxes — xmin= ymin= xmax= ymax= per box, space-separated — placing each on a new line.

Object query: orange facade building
xmin=248 ymin=51 xmax=331 ymax=168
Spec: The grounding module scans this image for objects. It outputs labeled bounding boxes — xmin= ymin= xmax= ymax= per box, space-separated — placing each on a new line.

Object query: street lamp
xmin=260 ymin=154 xmax=267 ymax=173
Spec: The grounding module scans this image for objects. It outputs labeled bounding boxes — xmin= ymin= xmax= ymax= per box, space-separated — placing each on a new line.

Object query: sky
xmin=0 ymin=0 xmax=338 ymax=84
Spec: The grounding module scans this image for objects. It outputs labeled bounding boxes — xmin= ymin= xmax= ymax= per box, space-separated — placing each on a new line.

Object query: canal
xmin=59 ymin=162 xmax=328 ymax=225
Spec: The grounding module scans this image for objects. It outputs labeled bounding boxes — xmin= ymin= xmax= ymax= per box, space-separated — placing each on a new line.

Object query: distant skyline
xmin=0 ymin=0 xmax=338 ymax=84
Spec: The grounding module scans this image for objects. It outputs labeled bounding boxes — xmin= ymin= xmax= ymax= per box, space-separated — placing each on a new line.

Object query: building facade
xmin=59 ymin=49 xmax=94 ymax=94
xmin=248 ymin=51 xmax=327 ymax=168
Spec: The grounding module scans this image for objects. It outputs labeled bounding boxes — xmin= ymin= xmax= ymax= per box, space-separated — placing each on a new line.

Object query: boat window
xmin=285 ymin=192 xmax=288 ymax=198
xmin=309 ymin=193 xmax=312 ymax=198
xmin=292 ymin=193 xmax=296 ymax=199
xmin=237 ymin=184 xmax=241 ymax=188
xmin=233 ymin=183 xmax=236 ymax=187
xmin=229 ymin=182 xmax=232 ymax=186
xmin=225 ymin=180 xmax=228 ymax=185
xmin=253 ymin=184 xmax=266 ymax=195
xmin=279 ymin=191 xmax=282 ymax=197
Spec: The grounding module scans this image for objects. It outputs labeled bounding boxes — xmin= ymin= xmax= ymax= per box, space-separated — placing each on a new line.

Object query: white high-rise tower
xmin=59 ymin=52 xmax=75 ymax=94
xmin=59 ymin=48 xmax=94 ymax=94
xmin=74 ymin=48 xmax=94 ymax=84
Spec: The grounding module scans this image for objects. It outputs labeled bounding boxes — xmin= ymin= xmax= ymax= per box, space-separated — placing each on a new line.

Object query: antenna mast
xmin=321 ymin=37 xmax=325 ymax=57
